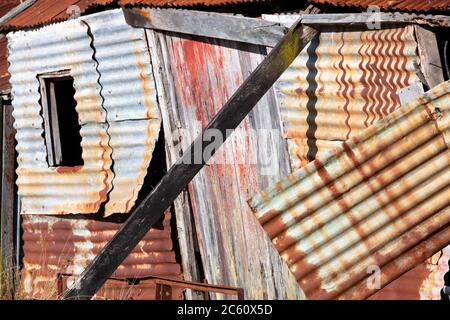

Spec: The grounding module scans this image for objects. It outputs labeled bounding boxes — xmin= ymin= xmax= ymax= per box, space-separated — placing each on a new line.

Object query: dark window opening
xmin=38 ymin=71 xmax=83 ymax=167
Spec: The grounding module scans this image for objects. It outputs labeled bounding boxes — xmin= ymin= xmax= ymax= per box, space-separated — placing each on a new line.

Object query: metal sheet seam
xmin=80 ymin=18 xmax=115 ymax=211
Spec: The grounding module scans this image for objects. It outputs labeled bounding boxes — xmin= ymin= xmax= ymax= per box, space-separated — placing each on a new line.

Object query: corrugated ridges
xmin=8 ymin=9 xmax=162 ymax=215
xmin=1 ymin=0 xmax=271 ymax=30
xmin=82 ymin=9 xmax=161 ymax=215
xmin=249 ymin=80 xmax=450 ymax=299
xmin=21 ymin=211 xmax=183 ymax=299
xmin=8 ymin=19 xmax=114 ymax=215
xmin=275 ymin=26 xmax=419 ymax=169
xmin=310 ymin=0 xmax=450 ymax=12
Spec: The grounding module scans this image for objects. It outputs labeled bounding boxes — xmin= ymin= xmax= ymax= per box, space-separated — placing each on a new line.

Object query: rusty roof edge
xmin=0 ymin=0 xmax=37 ymax=27
xmin=264 ymin=12 xmax=450 ymax=28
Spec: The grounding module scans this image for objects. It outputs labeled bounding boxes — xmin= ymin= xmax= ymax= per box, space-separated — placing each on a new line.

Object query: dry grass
xmin=0 ymin=254 xmax=25 ymax=300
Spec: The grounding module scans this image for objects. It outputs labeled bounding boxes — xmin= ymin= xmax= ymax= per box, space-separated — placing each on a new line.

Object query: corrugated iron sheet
xmin=22 ymin=211 xmax=184 ymax=299
xmin=310 ymin=0 xmax=450 ymax=12
xmin=275 ymin=26 xmax=420 ymax=169
xmin=82 ymin=9 xmax=161 ymax=215
xmin=370 ymin=246 xmax=450 ymax=299
xmin=8 ymin=9 xmax=161 ymax=215
xmin=156 ymin=29 xmax=304 ymax=299
xmin=249 ymin=80 xmax=450 ymax=299
xmin=8 ymin=19 xmax=114 ymax=215
xmin=0 ymin=0 xmax=21 ymax=16
xmin=1 ymin=0 xmax=271 ymax=30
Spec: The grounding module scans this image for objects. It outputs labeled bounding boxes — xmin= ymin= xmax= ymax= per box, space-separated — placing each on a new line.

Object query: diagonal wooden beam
xmin=62 ymin=11 xmax=317 ymax=300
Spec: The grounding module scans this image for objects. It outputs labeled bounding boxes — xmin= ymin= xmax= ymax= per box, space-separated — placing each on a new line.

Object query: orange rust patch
xmin=55 ymin=165 xmax=83 ymax=173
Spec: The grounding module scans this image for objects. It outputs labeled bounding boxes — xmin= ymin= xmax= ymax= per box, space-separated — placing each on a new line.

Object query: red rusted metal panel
xmin=0 ymin=0 xmax=20 ymax=92
xmin=22 ymin=211 xmax=183 ymax=299
xmin=310 ymin=0 xmax=450 ymax=12
xmin=0 ymin=0 xmax=21 ymax=16
xmin=371 ymin=246 xmax=450 ymax=299
xmin=249 ymin=80 xmax=450 ymax=300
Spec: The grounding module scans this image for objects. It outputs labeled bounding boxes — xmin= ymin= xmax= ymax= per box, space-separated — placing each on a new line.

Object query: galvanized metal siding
xmin=155 ymin=30 xmax=304 ymax=299
xmin=310 ymin=0 xmax=450 ymax=12
xmin=8 ymin=19 xmax=114 ymax=215
xmin=249 ymin=80 xmax=450 ymax=300
xmin=83 ymin=9 xmax=161 ymax=215
xmin=22 ymin=211 xmax=183 ymax=299
xmin=275 ymin=26 xmax=420 ymax=169
xmin=8 ymin=9 xmax=162 ymax=215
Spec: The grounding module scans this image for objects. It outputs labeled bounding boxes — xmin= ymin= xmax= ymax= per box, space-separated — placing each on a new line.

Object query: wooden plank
xmin=123 ymin=8 xmax=288 ymax=48
xmin=398 ymin=82 xmax=425 ymax=106
xmin=62 ymin=19 xmax=317 ymax=300
xmin=145 ymin=28 xmax=204 ymax=300
xmin=1 ymin=103 xmax=16 ymax=271
xmin=263 ymin=13 xmax=450 ymax=28
xmin=415 ymin=25 xmax=445 ymax=89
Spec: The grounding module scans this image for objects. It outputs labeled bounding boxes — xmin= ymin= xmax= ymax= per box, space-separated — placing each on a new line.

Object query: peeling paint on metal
xmin=249 ymin=80 xmax=450 ymax=300
xmin=22 ymin=211 xmax=183 ymax=299
xmin=82 ymin=9 xmax=162 ymax=215
xmin=275 ymin=26 xmax=420 ymax=169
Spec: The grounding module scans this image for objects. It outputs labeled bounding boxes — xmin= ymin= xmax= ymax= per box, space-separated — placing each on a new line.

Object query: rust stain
xmin=276 ymin=26 xmax=419 ymax=169
xmin=249 ymin=80 xmax=450 ymax=299
xmin=55 ymin=165 xmax=83 ymax=173
xmin=310 ymin=0 xmax=450 ymax=12
xmin=22 ymin=211 xmax=183 ymax=299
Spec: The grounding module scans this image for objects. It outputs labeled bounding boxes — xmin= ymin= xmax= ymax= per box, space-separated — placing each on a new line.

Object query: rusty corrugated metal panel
xmin=249 ymin=80 xmax=450 ymax=300
xmin=8 ymin=19 xmax=114 ymax=215
xmin=22 ymin=210 xmax=183 ymax=299
xmin=0 ymin=0 xmax=21 ymax=16
xmin=119 ymin=0 xmax=268 ymax=5
xmin=310 ymin=0 xmax=450 ymax=12
xmin=2 ymin=0 xmax=113 ymax=30
xmin=370 ymin=246 xmax=450 ymax=299
xmin=82 ymin=9 xmax=161 ymax=215
xmin=275 ymin=26 xmax=420 ymax=169
xmin=0 ymin=0 xmax=21 ymax=92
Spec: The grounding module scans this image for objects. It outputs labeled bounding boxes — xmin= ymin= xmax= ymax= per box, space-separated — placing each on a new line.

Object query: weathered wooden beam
xmin=1 ymin=103 xmax=16 ymax=271
xmin=62 ymin=17 xmax=317 ymax=300
xmin=263 ymin=13 xmax=450 ymax=28
xmin=123 ymin=8 xmax=288 ymax=47
xmin=414 ymin=25 xmax=445 ymax=89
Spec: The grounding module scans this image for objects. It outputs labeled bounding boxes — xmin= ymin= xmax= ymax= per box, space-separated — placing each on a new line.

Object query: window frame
xmin=38 ymin=69 xmax=78 ymax=167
